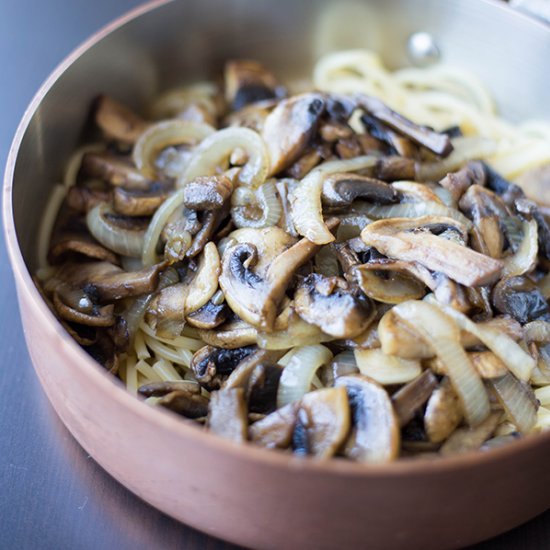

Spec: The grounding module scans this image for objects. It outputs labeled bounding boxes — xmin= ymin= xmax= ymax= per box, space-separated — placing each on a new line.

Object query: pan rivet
xmin=407 ymin=32 xmax=440 ymax=66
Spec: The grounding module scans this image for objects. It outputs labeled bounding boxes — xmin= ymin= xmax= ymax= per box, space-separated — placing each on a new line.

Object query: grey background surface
xmin=0 ymin=1 xmax=548 ymax=548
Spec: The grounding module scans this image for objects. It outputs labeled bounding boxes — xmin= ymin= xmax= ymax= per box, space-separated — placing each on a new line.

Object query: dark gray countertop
xmin=0 ymin=1 xmax=548 ymax=548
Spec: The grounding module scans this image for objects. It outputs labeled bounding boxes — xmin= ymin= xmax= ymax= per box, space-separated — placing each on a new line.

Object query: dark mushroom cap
xmin=321 ymin=173 xmax=400 ymax=207
xmin=492 ymin=276 xmax=550 ymax=324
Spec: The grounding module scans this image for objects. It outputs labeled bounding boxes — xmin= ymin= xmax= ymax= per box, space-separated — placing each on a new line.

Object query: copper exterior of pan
xmin=4 ymin=1 xmax=550 ymax=548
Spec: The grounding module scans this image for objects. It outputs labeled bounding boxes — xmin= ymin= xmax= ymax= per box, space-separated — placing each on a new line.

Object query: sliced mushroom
xmin=482 ymin=162 xmax=524 ymax=206
xmin=191 ymin=345 xmax=255 ymax=391
xmin=246 ymin=363 xmax=284 ymax=414
xmin=95 ymin=95 xmax=149 ymax=144
xmin=224 ymin=349 xmax=286 ymax=390
xmin=468 ymin=351 xmax=509 ymax=379
xmin=335 ymin=374 xmax=400 ymax=463
xmin=198 ymin=318 xmax=258 ymax=349
xmin=186 ymin=203 xmax=230 ymax=258
xmin=225 ymin=98 xmax=278 ymax=132
xmin=81 ymin=152 xmax=149 ymax=190
xmin=424 ymin=377 xmax=464 ymax=443
xmin=182 ymin=175 xmax=233 ymax=210
xmin=440 ymin=411 xmax=502 ymax=455
xmin=49 ymin=261 xmax=165 ymax=302
xmin=145 ymin=283 xmax=187 ymax=338
xmin=321 ymin=173 xmax=399 ymax=207
xmin=66 ymin=185 xmax=111 ymax=213
xmin=378 ymin=309 xmax=434 ymax=360
xmin=286 ymin=148 xmax=323 ymax=180
xmin=292 ymin=387 xmax=351 ymax=458
xmin=49 ymin=237 xmax=118 ymax=265
xmin=439 ymin=161 xmax=486 ymax=202
xmin=208 ymin=388 xmax=248 ymax=443
xmin=262 ymin=93 xmax=326 ymax=175
xmin=52 ymin=290 xmax=115 ymax=327
xmin=156 ymin=390 xmax=210 ymax=419
xmin=113 ymin=184 xmax=169 ymax=217
xmin=391 ymin=371 xmax=439 ymax=427
xmin=138 ymin=380 xmax=201 ymax=397
xmin=356 ymin=94 xmax=453 ymax=157
xmin=185 ymin=242 xmax=221 ymax=313
xmin=374 ymin=156 xmax=416 ymax=182
xmin=224 ymin=60 xmax=282 ymax=111
xmin=294 ymin=274 xmax=375 ymax=339
xmin=516 ymin=163 xmax=550 ymax=207
xmin=249 ymin=402 xmax=299 ymax=449
xmin=361 ymin=216 xmax=504 ymax=286
xmin=186 ymin=301 xmax=229 ymax=330
xmin=219 ymin=221 xmax=339 ymax=330
xmin=492 ymin=276 xmax=550 ymax=324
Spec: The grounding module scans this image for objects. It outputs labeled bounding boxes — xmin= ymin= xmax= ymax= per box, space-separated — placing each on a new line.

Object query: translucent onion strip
xmin=277 ymin=345 xmax=333 ymax=407
xmin=502 ymin=219 xmax=538 ymax=277
xmin=534 ymin=386 xmax=550 ymax=408
xmin=133 ymin=119 xmax=214 ymax=179
xmin=427 ymin=295 xmax=536 ymax=381
xmin=417 ymin=137 xmax=497 ymax=181
xmin=359 ymin=201 xmax=472 ymax=230
xmin=63 ymin=143 xmax=105 ymax=187
xmin=393 ymin=300 xmax=490 ymax=426
xmin=142 ymin=189 xmax=186 ymax=266
xmin=178 ymin=127 xmax=269 ymax=188
xmin=37 ymin=183 xmax=67 ymax=268
xmin=290 ymin=156 xmax=378 ymax=244
xmin=86 ymin=204 xmax=145 ymax=258
xmin=354 ymin=348 xmax=421 ymax=385
xmin=489 ymin=374 xmax=537 ymax=434
xmin=231 ymin=181 xmax=282 ymax=228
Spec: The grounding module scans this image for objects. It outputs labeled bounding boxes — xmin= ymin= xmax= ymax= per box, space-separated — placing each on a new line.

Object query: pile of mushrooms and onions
xmin=37 ymin=59 xmax=550 ymax=462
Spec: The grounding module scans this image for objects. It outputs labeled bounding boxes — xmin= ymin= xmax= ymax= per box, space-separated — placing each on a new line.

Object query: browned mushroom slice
xmin=66 ymin=185 xmax=111 ymax=213
xmin=51 ymin=261 xmax=165 ymax=302
xmin=468 ymin=351 xmax=509 ymax=379
xmin=225 ymin=99 xmax=278 ymax=132
xmin=361 ymin=216 xmax=503 ymax=286
xmin=286 ymin=148 xmax=322 ymax=180
xmin=459 ymin=185 xmax=510 ymax=258
xmin=224 ymin=349 xmax=286 ymax=390
xmin=81 ymin=152 xmax=149 ymax=190
xmin=186 ymin=204 xmax=230 ymax=258
xmin=424 ymin=377 xmax=464 ymax=443
xmin=219 ymin=220 xmax=339 ymax=331
xmin=95 ymin=95 xmax=149 ymax=144
xmin=492 ymin=276 xmax=550 ymax=324
xmin=440 ymin=411 xmax=502 ymax=456
xmin=439 ymin=161 xmax=486 ymax=202
xmin=156 ymin=390 xmax=210 ymax=419
xmin=246 ymin=363 xmax=284 ymax=414
xmin=198 ymin=318 xmax=258 ymax=349
xmin=262 ymin=93 xmax=326 ymax=175
xmin=392 ymin=371 xmax=439 ymax=427
xmin=186 ymin=301 xmax=229 ymax=330
xmin=355 ymin=94 xmax=453 ymax=157
xmin=113 ymin=184 xmax=170 ymax=217
xmin=49 ymin=237 xmax=118 ymax=265
xmin=321 ymin=173 xmax=399 ymax=207
xmin=145 ymin=283 xmax=187 ymax=338
xmin=224 ymin=60 xmax=282 ymax=111
xmin=351 ymin=262 xmax=427 ymax=304
xmin=191 ymin=345 xmax=256 ymax=391
xmin=182 ymin=175 xmax=233 ymax=211
xmin=319 ymin=121 xmax=354 ymax=142
xmin=294 ymin=274 xmax=375 ymax=339
xmin=292 ymin=387 xmax=351 ymax=458
xmin=516 ymin=163 xmax=550 ymax=207
xmin=249 ymin=402 xmax=299 ymax=449
xmin=335 ymin=374 xmax=400 ymax=463
xmin=374 ymin=156 xmax=416 ymax=182
xmin=378 ymin=309 xmax=434 ymax=360
xmin=138 ymin=380 xmax=201 ymax=397
xmin=52 ymin=290 xmax=115 ymax=327
xmin=208 ymin=388 xmax=248 ymax=443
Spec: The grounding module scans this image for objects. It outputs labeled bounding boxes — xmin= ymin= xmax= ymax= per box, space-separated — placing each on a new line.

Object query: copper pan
xmin=4 ymin=1 xmax=550 ymax=548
